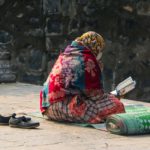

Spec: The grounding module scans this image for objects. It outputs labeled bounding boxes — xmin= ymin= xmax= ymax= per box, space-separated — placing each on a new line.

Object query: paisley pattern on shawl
xmin=40 ymin=41 xmax=104 ymax=113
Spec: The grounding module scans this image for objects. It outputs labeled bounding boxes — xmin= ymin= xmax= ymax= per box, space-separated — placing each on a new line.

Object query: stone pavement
xmin=0 ymin=82 xmax=149 ymax=150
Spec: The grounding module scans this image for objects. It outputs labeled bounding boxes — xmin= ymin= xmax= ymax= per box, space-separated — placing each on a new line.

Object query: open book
xmin=110 ymin=76 xmax=136 ymax=96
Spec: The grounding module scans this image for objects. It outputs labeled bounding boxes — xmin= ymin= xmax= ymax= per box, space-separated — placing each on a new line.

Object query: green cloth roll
xmin=106 ymin=105 xmax=150 ymax=135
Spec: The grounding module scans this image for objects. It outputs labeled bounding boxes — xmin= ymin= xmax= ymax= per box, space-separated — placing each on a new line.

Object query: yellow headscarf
xmin=75 ymin=31 xmax=105 ymax=56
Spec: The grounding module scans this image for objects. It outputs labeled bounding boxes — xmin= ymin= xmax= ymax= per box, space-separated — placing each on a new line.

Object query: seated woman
xmin=40 ymin=31 xmax=125 ymax=123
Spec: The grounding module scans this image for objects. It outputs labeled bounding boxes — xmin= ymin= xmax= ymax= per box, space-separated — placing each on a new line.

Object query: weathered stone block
xmin=24 ymin=28 xmax=44 ymax=37
xmin=0 ymin=31 xmax=12 ymax=45
xmin=22 ymin=72 xmax=43 ymax=84
xmin=43 ymin=0 xmax=61 ymax=15
xmin=45 ymin=17 xmax=63 ymax=36
xmin=0 ymin=51 xmax=10 ymax=60
xmin=0 ymin=60 xmax=11 ymax=69
xmin=27 ymin=49 xmax=47 ymax=71
xmin=0 ymin=74 xmax=16 ymax=82
xmin=0 ymin=0 xmax=5 ymax=6
xmin=136 ymin=1 xmax=150 ymax=16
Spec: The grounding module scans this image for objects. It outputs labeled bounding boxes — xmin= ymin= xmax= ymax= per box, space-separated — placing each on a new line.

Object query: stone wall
xmin=0 ymin=31 xmax=16 ymax=82
xmin=0 ymin=0 xmax=149 ymax=101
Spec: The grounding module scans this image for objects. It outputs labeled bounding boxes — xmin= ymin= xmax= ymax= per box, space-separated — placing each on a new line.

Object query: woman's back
xmin=40 ymin=31 xmax=125 ymax=123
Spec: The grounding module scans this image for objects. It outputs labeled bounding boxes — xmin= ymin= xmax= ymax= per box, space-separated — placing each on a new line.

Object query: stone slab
xmin=0 ymin=82 xmax=149 ymax=150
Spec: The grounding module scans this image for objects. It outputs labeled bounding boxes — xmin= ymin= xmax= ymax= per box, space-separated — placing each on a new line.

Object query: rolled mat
xmin=106 ymin=105 xmax=150 ymax=135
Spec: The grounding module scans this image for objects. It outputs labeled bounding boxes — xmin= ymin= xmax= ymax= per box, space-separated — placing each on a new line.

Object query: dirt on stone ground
xmin=0 ymin=82 xmax=149 ymax=150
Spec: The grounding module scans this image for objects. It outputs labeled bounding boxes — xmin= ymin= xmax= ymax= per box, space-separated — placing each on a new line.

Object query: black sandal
xmin=9 ymin=114 xmax=40 ymax=129
xmin=0 ymin=114 xmax=12 ymax=125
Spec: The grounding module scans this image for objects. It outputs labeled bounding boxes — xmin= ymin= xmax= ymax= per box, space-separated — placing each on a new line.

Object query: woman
xmin=40 ymin=31 xmax=125 ymax=123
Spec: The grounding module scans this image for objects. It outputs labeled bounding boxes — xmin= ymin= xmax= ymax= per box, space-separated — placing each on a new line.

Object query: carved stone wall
xmin=0 ymin=0 xmax=149 ymax=101
xmin=0 ymin=31 xmax=16 ymax=82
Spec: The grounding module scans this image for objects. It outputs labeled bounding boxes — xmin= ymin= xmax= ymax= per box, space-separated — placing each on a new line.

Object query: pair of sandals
xmin=0 ymin=113 xmax=39 ymax=129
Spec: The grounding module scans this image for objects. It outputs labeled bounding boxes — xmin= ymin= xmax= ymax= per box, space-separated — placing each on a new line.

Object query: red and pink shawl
xmin=40 ymin=41 xmax=104 ymax=113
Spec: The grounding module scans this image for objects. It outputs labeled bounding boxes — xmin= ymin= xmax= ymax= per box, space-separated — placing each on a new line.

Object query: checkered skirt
xmin=45 ymin=94 xmax=125 ymax=124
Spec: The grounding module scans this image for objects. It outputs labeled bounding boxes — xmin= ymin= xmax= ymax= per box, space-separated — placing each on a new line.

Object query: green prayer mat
xmin=26 ymin=104 xmax=150 ymax=134
xmin=27 ymin=111 xmax=106 ymax=130
xmin=106 ymin=104 xmax=150 ymax=135
xmin=73 ymin=123 xmax=106 ymax=130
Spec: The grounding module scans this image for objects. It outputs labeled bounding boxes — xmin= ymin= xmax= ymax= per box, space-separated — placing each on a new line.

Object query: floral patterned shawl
xmin=40 ymin=41 xmax=104 ymax=113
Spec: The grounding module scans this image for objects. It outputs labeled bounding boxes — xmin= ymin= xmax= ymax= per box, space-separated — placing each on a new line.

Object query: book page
xmin=110 ymin=77 xmax=136 ymax=96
